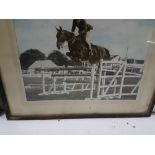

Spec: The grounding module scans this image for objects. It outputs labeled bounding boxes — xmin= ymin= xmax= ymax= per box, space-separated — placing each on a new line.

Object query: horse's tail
xmin=104 ymin=48 xmax=110 ymax=60
xmin=110 ymin=55 xmax=120 ymax=60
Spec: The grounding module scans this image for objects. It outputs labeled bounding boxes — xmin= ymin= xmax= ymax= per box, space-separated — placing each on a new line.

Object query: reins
xmin=61 ymin=35 xmax=76 ymax=48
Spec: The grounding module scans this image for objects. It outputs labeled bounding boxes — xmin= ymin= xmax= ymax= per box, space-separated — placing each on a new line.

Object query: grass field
xmin=23 ymin=76 xmax=139 ymax=101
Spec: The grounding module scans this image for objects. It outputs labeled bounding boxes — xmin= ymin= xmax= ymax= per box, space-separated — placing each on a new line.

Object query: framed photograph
xmin=0 ymin=19 xmax=155 ymax=120
xmin=0 ymin=82 xmax=4 ymax=115
xmin=0 ymin=76 xmax=6 ymax=116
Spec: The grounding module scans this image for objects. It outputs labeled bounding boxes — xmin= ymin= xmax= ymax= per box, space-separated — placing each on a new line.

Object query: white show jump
xmin=38 ymin=65 xmax=96 ymax=99
xmin=96 ymin=60 xmax=143 ymax=99
xmin=35 ymin=59 xmax=144 ymax=100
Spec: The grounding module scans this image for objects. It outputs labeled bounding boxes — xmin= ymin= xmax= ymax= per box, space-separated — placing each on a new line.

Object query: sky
xmin=14 ymin=19 xmax=155 ymax=60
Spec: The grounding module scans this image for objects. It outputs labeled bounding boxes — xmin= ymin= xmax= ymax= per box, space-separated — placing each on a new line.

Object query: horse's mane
xmin=63 ymin=30 xmax=75 ymax=36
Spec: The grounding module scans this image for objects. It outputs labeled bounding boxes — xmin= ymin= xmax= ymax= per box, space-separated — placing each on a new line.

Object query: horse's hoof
xmin=66 ymin=52 xmax=70 ymax=56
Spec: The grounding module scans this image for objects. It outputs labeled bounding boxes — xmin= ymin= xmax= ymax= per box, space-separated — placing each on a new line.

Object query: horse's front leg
xmin=66 ymin=51 xmax=75 ymax=59
xmin=66 ymin=52 xmax=71 ymax=57
xmin=70 ymin=50 xmax=80 ymax=59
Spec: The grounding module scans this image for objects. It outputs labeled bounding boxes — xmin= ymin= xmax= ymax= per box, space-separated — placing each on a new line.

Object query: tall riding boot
xmin=88 ymin=43 xmax=93 ymax=56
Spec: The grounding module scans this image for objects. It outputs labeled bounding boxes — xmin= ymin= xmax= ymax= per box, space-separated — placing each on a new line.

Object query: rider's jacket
xmin=71 ymin=19 xmax=93 ymax=34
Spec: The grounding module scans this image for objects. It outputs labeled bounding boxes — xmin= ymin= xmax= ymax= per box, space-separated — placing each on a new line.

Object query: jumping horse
xmin=56 ymin=26 xmax=111 ymax=64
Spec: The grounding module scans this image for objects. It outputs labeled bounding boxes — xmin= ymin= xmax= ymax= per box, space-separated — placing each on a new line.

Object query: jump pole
xmin=119 ymin=61 xmax=127 ymax=98
xmin=38 ymin=69 xmax=46 ymax=96
xmin=96 ymin=59 xmax=103 ymax=99
xmin=90 ymin=64 xmax=96 ymax=99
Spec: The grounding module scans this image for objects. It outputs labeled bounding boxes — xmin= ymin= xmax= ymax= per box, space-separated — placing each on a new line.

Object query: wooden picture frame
xmin=0 ymin=82 xmax=4 ymax=116
xmin=0 ymin=19 xmax=155 ymax=120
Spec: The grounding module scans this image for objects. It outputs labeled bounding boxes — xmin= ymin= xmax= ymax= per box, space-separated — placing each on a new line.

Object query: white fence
xmin=96 ymin=60 xmax=143 ymax=99
xmin=38 ymin=66 xmax=95 ymax=99
xmin=24 ymin=60 xmax=144 ymax=100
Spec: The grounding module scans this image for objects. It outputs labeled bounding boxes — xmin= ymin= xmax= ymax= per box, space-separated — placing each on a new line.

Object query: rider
xmin=71 ymin=19 xmax=93 ymax=55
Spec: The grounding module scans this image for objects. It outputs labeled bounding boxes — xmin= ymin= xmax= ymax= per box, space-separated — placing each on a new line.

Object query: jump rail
xmin=25 ymin=60 xmax=144 ymax=100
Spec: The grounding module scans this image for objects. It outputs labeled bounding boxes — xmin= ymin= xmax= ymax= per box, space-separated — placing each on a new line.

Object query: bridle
xmin=58 ymin=32 xmax=76 ymax=49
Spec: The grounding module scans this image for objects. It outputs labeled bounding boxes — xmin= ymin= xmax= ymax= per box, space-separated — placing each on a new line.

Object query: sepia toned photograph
xmin=0 ymin=19 xmax=155 ymax=119
xmin=13 ymin=19 xmax=155 ymax=101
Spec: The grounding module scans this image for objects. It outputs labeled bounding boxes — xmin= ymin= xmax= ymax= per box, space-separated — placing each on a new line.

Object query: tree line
xmin=20 ymin=49 xmax=81 ymax=70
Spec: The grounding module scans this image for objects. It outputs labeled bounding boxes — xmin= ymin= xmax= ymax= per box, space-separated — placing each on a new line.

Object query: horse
xmin=56 ymin=26 xmax=111 ymax=64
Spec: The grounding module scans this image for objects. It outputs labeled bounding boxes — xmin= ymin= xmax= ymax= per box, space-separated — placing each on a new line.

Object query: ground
xmin=23 ymin=76 xmax=139 ymax=101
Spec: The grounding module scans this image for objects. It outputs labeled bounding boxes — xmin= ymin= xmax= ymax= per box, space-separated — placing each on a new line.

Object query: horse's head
xmin=56 ymin=26 xmax=66 ymax=49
